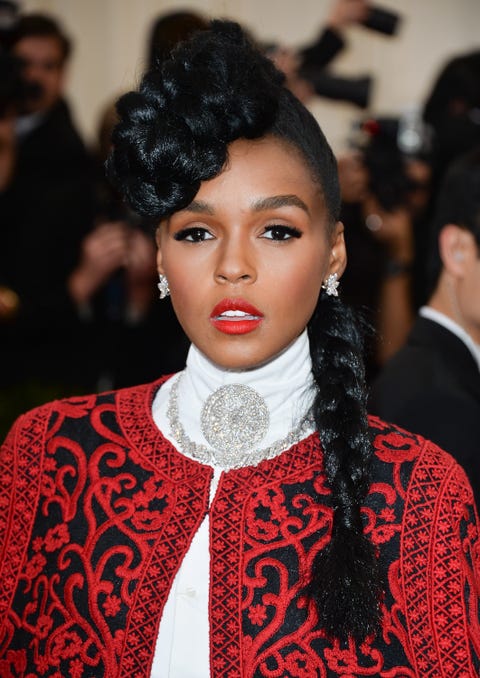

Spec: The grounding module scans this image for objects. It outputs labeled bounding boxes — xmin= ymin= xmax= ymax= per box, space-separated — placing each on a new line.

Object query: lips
xmin=210 ymin=298 xmax=264 ymax=335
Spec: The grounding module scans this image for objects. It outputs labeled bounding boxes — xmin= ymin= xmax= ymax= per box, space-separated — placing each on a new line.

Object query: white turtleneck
xmin=150 ymin=331 xmax=315 ymax=676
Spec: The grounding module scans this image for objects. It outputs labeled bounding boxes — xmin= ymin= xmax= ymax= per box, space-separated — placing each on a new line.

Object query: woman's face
xmin=157 ymin=136 xmax=346 ymax=369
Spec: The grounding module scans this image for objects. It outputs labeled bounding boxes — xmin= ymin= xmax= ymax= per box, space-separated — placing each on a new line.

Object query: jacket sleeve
xmin=401 ymin=446 xmax=480 ymax=674
xmin=0 ymin=405 xmax=51 ymax=644
xmin=298 ymin=27 xmax=345 ymax=72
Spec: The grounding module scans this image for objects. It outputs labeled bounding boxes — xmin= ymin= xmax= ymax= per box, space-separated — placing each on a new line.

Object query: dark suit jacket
xmin=369 ymin=315 xmax=480 ymax=506
xmin=0 ymin=99 xmax=96 ymax=387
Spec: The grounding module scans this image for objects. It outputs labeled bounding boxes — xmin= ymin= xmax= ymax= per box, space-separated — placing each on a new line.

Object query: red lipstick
xmin=210 ymin=298 xmax=264 ymax=335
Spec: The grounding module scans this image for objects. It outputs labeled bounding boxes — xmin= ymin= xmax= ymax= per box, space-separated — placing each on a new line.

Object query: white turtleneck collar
xmin=152 ymin=330 xmax=316 ymax=468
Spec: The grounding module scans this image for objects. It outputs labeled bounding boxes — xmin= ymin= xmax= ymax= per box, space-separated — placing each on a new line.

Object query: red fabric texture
xmin=0 ymin=378 xmax=479 ymax=677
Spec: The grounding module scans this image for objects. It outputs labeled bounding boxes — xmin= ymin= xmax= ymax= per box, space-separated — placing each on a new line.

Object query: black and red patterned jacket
xmin=0 ymin=378 xmax=479 ymax=677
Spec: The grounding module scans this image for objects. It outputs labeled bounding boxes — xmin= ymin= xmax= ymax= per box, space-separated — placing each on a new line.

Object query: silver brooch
xmin=166 ymin=373 xmax=314 ymax=470
xmin=201 ymin=384 xmax=269 ymax=453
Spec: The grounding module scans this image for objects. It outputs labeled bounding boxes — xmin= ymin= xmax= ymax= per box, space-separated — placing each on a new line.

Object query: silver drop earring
xmin=157 ymin=274 xmax=170 ymax=299
xmin=322 ymin=272 xmax=339 ymax=297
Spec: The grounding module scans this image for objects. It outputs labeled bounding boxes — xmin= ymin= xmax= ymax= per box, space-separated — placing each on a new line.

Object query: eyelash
xmin=262 ymin=225 xmax=302 ymax=241
xmin=172 ymin=224 xmax=302 ymax=243
xmin=173 ymin=227 xmax=213 ymax=242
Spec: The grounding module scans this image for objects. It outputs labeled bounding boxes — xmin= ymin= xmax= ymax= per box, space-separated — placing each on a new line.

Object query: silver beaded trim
xmin=166 ymin=373 xmax=315 ymax=470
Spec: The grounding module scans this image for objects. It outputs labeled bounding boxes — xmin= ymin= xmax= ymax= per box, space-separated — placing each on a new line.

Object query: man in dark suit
xmin=0 ymin=13 xmax=96 ymax=434
xmin=369 ymin=148 xmax=480 ymax=506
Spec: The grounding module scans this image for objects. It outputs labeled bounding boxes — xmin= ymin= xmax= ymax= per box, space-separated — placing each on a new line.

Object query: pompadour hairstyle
xmin=108 ymin=20 xmax=340 ymax=226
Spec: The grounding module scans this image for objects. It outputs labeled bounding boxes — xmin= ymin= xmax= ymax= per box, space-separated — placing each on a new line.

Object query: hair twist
xmin=107 ymin=20 xmax=283 ymax=219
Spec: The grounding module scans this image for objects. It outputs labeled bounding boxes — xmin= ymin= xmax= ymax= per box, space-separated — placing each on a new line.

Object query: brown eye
xmin=174 ymin=227 xmax=214 ymax=242
xmin=262 ymin=225 xmax=302 ymax=241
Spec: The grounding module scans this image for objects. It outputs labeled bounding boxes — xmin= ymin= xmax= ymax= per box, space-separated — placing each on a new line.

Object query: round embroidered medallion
xmin=200 ymin=383 xmax=269 ymax=453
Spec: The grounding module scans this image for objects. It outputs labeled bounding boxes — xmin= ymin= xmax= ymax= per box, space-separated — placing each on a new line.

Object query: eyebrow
xmin=183 ymin=200 xmax=215 ymax=215
xmin=252 ymin=194 xmax=310 ymax=215
xmin=183 ymin=194 xmax=310 ymax=216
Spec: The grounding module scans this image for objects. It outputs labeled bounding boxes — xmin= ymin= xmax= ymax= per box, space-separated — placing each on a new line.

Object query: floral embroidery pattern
xmin=0 ymin=388 xmax=479 ymax=676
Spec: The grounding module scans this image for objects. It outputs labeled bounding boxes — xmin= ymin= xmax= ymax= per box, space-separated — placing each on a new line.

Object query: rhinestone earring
xmin=157 ymin=274 xmax=170 ymax=299
xmin=322 ymin=272 xmax=339 ymax=297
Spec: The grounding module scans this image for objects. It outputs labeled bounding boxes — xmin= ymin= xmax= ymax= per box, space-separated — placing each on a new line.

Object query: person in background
xmin=268 ymin=0 xmax=371 ymax=106
xmin=337 ymin=116 xmax=432 ymax=374
xmin=369 ymin=147 xmax=480 ymax=506
xmin=412 ymin=49 xmax=480 ymax=306
xmin=424 ymin=50 xmax=480 ymax=195
xmin=0 ymin=13 xmax=96 ymax=433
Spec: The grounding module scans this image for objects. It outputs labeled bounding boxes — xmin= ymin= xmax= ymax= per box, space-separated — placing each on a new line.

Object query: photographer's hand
xmin=326 ymin=0 xmax=370 ymax=30
xmin=68 ymin=221 xmax=130 ymax=307
xmin=268 ymin=46 xmax=314 ymax=103
xmin=0 ymin=286 xmax=19 ymax=321
xmin=124 ymin=228 xmax=157 ymax=321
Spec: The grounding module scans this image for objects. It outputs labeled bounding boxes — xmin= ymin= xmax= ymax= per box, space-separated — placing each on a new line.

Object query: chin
xmin=200 ymin=342 xmax=293 ymax=372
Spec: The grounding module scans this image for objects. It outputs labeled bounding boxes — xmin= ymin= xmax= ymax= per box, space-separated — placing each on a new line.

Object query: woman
xmin=0 ymin=21 xmax=479 ymax=677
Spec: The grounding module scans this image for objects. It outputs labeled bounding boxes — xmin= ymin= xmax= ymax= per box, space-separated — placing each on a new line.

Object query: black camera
xmin=361 ymin=5 xmax=401 ymax=36
xmin=349 ymin=114 xmax=430 ymax=211
xmin=301 ymin=70 xmax=372 ymax=109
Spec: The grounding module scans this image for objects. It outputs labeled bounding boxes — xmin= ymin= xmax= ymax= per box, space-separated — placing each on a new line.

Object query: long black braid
xmin=108 ymin=19 xmax=382 ymax=643
xmin=308 ymin=294 xmax=382 ymax=642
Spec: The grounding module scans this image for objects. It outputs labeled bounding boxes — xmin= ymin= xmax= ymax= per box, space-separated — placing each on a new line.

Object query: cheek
xmin=165 ymin=263 xmax=211 ymax=335
xmin=262 ymin=257 xmax=323 ymax=336
xmin=167 ymin=275 xmax=196 ymax=318
xmin=276 ymin=251 xmax=324 ymax=307
xmin=290 ymin=274 xmax=323 ymax=323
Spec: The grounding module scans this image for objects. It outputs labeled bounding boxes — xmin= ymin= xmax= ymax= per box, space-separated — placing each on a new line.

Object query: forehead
xmin=198 ymin=136 xmax=322 ymax=200
xmin=14 ymin=36 xmax=64 ymax=64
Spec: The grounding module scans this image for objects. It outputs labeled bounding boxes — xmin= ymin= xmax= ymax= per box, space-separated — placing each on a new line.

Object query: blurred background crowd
xmin=0 ymin=0 xmax=479 ymax=497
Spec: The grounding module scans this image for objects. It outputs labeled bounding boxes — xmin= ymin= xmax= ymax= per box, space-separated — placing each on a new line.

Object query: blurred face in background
xmin=13 ymin=35 xmax=66 ymax=113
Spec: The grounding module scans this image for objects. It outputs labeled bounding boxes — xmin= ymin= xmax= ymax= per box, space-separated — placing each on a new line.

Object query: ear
xmin=155 ymin=226 xmax=166 ymax=275
xmin=327 ymin=221 xmax=347 ymax=279
xmin=438 ymin=223 xmax=475 ymax=278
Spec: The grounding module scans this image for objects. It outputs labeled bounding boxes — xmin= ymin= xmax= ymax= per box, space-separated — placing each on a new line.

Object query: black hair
xmin=146 ymin=10 xmax=208 ymax=71
xmin=11 ymin=13 xmax=72 ymax=63
xmin=424 ymin=51 xmax=480 ymax=130
xmin=426 ymin=146 xmax=480 ymax=297
xmin=108 ymin=19 xmax=380 ymax=643
xmin=423 ymin=51 xmax=480 ymax=190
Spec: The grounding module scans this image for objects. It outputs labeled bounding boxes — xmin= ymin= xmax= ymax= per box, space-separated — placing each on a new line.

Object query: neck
xmin=181 ymin=331 xmax=315 ymax=440
xmin=429 ymin=275 xmax=480 ymax=344
xmin=152 ymin=331 xmax=316 ymax=467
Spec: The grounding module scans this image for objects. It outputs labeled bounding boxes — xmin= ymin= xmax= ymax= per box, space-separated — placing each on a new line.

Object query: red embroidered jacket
xmin=0 ymin=379 xmax=479 ymax=677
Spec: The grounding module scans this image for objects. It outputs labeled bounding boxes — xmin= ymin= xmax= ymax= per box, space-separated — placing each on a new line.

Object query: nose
xmin=214 ymin=234 xmax=256 ymax=285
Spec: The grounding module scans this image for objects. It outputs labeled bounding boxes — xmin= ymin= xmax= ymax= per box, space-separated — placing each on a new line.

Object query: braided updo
xmin=107 ymin=20 xmax=340 ymax=223
xmin=108 ymin=19 xmax=381 ymax=643
xmin=108 ymin=21 xmax=281 ymax=218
